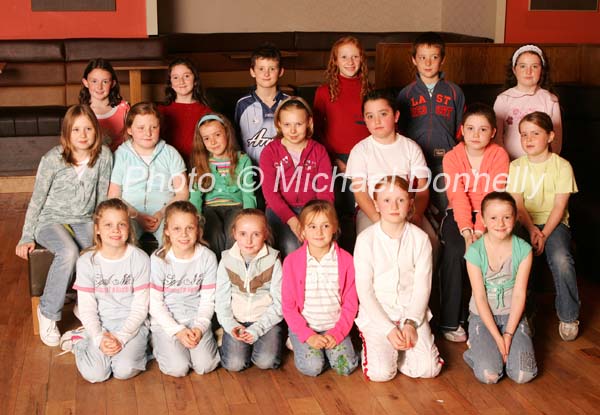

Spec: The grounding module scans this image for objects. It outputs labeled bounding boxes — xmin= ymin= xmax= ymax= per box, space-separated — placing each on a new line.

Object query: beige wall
xmin=158 ymin=0 xmax=444 ymax=33
xmin=441 ymin=0 xmax=502 ymax=41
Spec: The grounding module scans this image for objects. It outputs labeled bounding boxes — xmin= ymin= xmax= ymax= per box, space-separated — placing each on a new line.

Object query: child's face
xmin=375 ymin=184 xmax=413 ymax=225
xmin=513 ymin=52 xmax=542 ymax=90
xmin=251 ymin=58 xmax=283 ymax=89
xmin=336 ymin=43 xmax=361 ymax=78
xmin=411 ymin=45 xmax=443 ymax=84
xmin=96 ymin=208 xmax=129 ymax=250
xmin=519 ymin=120 xmax=554 ymax=158
xmin=165 ymin=211 xmax=198 ymax=254
xmin=461 ymin=114 xmax=496 ymax=153
xmin=199 ymin=121 xmax=228 ymax=158
xmin=82 ymin=68 xmax=114 ymax=102
xmin=303 ymin=212 xmax=335 ymax=252
xmin=169 ymin=64 xmax=195 ymax=99
xmin=233 ymin=215 xmax=267 ymax=257
xmin=69 ymin=115 xmax=96 ymax=154
xmin=278 ymin=108 xmax=312 ymax=148
xmin=482 ymin=200 xmax=515 ymax=240
xmin=363 ymin=99 xmax=399 ymax=141
xmin=128 ymin=114 xmax=160 ymax=155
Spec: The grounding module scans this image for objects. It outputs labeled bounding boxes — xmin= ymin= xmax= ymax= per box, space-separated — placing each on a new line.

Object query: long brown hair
xmin=190 ymin=113 xmax=240 ymax=190
xmin=79 ymin=58 xmax=122 ymax=107
xmin=155 ymin=201 xmax=207 ymax=260
xmin=324 ymin=36 xmax=371 ymax=102
xmin=84 ymin=198 xmax=136 ymax=255
xmin=60 ymin=104 xmax=103 ymax=167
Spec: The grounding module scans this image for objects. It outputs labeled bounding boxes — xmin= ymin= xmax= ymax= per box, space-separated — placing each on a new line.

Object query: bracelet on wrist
xmin=403 ymin=319 xmax=418 ymax=329
xmin=503 ymin=331 xmax=513 ymax=337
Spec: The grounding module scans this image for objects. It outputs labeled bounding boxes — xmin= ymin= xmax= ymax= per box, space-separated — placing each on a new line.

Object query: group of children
xmin=15 ymin=32 xmax=580 ymax=385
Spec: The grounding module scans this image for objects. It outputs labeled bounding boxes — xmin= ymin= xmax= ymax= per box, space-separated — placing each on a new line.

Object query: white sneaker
xmin=285 ymin=337 xmax=294 ymax=351
xmin=559 ymin=320 xmax=579 ymax=341
xmin=37 ymin=306 xmax=60 ymax=347
xmin=443 ymin=326 xmax=468 ymax=342
xmin=59 ymin=327 xmax=85 ymax=353
xmin=215 ymin=327 xmax=224 ymax=347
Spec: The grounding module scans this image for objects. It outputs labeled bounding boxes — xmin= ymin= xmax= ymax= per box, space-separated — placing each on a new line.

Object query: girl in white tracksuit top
xmin=354 ymin=176 xmax=443 ymax=382
xmin=149 ymin=201 xmax=220 ymax=377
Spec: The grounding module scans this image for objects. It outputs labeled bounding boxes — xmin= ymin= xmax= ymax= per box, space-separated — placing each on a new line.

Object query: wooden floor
xmin=1 ymin=193 xmax=600 ymax=415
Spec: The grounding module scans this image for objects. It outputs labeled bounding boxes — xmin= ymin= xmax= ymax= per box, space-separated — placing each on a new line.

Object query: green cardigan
xmin=189 ymin=152 xmax=257 ymax=213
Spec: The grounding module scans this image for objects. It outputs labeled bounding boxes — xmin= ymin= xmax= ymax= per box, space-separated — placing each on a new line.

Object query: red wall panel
xmin=505 ymin=0 xmax=600 ymax=43
xmin=0 ymin=0 xmax=147 ymax=39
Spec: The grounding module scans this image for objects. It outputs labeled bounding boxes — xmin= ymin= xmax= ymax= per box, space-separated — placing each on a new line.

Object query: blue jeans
xmin=289 ymin=330 xmax=358 ymax=377
xmin=266 ymin=207 xmax=302 ymax=259
xmin=219 ymin=321 xmax=284 ymax=372
xmin=540 ymin=223 xmax=580 ymax=323
xmin=35 ymin=222 xmax=93 ymax=321
xmin=463 ymin=314 xmax=537 ymax=384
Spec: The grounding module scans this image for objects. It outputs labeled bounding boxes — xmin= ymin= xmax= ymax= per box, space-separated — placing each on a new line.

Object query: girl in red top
xmin=439 ymin=103 xmax=510 ymax=342
xmin=313 ymin=36 xmax=371 ymax=238
xmin=158 ymin=58 xmax=212 ymax=164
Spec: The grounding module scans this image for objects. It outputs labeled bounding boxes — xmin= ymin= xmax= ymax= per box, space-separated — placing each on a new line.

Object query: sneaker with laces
xmin=59 ymin=327 xmax=85 ymax=353
xmin=37 ymin=305 xmax=60 ymax=347
xmin=559 ymin=320 xmax=579 ymax=341
xmin=215 ymin=327 xmax=224 ymax=347
xmin=443 ymin=325 xmax=468 ymax=342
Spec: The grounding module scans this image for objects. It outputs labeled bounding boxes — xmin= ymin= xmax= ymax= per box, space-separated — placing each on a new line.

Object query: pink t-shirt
xmin=96 ymin=100 xmax=129 ymax=152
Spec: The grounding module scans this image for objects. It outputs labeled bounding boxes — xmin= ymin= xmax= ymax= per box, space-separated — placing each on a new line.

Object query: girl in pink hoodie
xmin=282 ymin=200 xmax=358 ymax=376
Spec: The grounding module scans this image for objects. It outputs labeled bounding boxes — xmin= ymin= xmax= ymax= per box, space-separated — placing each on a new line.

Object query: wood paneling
xmin=376 ymin=43 xmax=600 ymax=89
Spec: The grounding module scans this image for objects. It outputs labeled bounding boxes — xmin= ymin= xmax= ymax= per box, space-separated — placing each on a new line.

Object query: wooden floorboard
xmin=1 ymin=192 xmax=599 ymax=414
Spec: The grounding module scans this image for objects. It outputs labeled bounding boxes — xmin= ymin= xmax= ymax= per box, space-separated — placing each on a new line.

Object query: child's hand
xmin=502 ymin=332 xmax=513 ymax=360
xmin=176 ymin=328 xmax=199 ymax=349
xmin=232 ymin=325 xmax=253 ymax=343
xmin=152 ymin=210 xmax=164 ymax=228
xmin=386 ymin=327 xmax=406 ymax=350
xmin=306 ymin=334 xmax=327 ymax=349
xmin=493 ymin=334 xmax=508 ymax=363
xmin=15 ymin=242 xmax=35 ymax=260
xmin=401 ymin=325 xmax=418 ymax=350
xmin=323 ymin=334 xmax=338 ymax=349
xmin=190 ymin=327 xmax=203 ymax=346
xmin=137 ymin=212 xmax=158 ymax=231
xmin=334 ymin=158 xmax=347 ymax=174
xmin=287 ymin=216 xmax=303 ymax=242
xmin=100 ymin=332 xmax=122 ymax=356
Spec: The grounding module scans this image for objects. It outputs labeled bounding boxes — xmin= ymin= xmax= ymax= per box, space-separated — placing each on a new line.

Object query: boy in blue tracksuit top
xmin=397 ymin=32 xmax=465 ymax=215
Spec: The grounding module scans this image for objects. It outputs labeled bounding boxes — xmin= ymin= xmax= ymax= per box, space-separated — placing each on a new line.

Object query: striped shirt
xmin=301 ymin=245 xmax=341 ymax=331
xmin=205 ymin=157 xmax=239 ymax=207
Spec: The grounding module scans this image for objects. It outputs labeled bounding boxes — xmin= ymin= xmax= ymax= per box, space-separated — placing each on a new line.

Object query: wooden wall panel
xmin=376 ymin=43 xmax=600 ymax=89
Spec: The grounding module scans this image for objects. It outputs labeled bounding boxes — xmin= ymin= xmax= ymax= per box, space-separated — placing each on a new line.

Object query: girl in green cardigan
xmin=190 ymin=113 xmax=257 ymax=259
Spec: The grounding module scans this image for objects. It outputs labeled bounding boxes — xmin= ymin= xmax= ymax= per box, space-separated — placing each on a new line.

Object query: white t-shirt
xmin=346 ymin=133 xmax=429 ymax=197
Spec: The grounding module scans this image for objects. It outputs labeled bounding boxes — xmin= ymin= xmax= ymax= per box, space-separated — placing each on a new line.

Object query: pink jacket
xmin=259 ymin=138 xmax=334 ymax=223
xmin=282 ymin=242 xmax=358 ymax=344
xmin=443 ymin=142 xmax=509 ymax=232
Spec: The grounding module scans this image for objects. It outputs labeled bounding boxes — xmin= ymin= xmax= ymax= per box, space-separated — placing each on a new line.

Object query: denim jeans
xmin=428 ymin=161 xmax=448 ymax=215
xmin=288 ymin=330 xmax=358 ymax=377
xmin=540 ymin=223 xmax=580 ymax=323
xmin=35 ymin=222 xmax=94 ymax=321
xmin=219 ymin=321 xmax=284 ymax=372
xmin=203 ymin=205 xmax=242 ymax=261
xmin=463 ymin=314 xmax=537 ymax=384
xmin=266 ymin=207 xmax=302 ymax=259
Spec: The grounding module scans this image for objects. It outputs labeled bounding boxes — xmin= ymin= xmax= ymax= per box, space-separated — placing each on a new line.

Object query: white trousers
xmin=358 ymin=320 xmax=443 ymax=382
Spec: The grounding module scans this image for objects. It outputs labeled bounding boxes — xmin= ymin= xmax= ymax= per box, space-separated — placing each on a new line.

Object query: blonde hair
xmin=60 ymin=104 xmax=103 ymax=167
xmin=155 ymin=201 xmax=207 ymax=260
xmin=230 ymin=208 xmax=273 ymax=247
xmin=190 ymin=113 xmax=240 ymax=190
xmin=84 ymin=198 xmax=136 ymax=255
xmin=325 ymin=36 xmax=371 ymax=102
xmin=274 ymin=96 xmax=314 ymax=138
xmin=298 ymin=199 xmax=340 ymax=241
